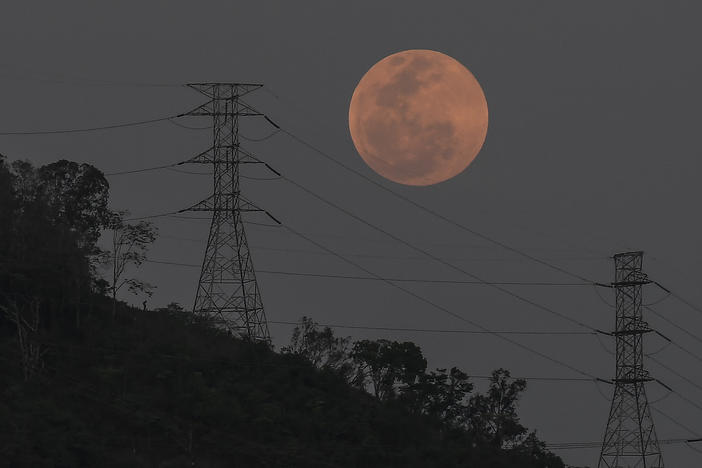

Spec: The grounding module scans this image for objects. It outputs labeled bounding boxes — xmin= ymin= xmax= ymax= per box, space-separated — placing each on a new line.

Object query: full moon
xmin=348 ymin=49 xmax=488 ymax=186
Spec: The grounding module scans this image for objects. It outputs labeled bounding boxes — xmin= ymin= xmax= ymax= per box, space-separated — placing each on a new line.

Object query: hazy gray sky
xmin=2 ymin=2 xmax=702 ymax=465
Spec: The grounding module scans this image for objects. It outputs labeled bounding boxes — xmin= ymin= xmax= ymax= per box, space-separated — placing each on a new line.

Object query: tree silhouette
xmin=102 ymin=211 xmax=157 ymax=318
xmin=351 ymin=339 xmax=427 ymax=401
xmin=466 ymin=368 xmax=528 ymax=449
xmin=282 ymin=316 xmax=354 ymax=378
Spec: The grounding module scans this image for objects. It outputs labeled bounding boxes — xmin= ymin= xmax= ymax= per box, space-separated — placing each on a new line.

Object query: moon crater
xmin=349 ymin=50 xmax=488 ymax=186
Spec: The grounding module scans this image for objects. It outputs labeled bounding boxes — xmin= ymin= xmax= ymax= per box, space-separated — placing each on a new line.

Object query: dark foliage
xmin=0 ymin=156 xmax=566 ymax=467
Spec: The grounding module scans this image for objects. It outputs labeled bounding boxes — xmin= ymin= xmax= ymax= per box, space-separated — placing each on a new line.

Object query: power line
xmin=157 ymin=232 xmax=605 ymax=264
xmin=239 ymin=129 xmax=281 ymax=142
xmin=124 ymin=211 xmax=181 ymax=221
xmin=106 ymin=161 xmax=185 ymax=176
xmin=166 ymin=167 xmax=211 ymax=175
xmin=547 ymin=438 xmax=696 ymax=451
xmin=143 ymin=259 xmax=598 ymax=287
xmin=0 ymin=112 xmax=187 ymax=136
xmin=649 ymin=355 xmax=702 ymax=395
xmin=157 ymin=229 xmax=609 ymax=257
xmin=669 ymin=288 xmax=702 ymax=319
xmin=0 ymin=67 xmax=183 ymax=88
xmin=646 ymin=304 xmax=702 ymax=348
xmin=166 ymin=119 xmax=212 ymax=130
xmin=651 ymin=406 xmax=702 ymax=441
xmin=266 ymin=320 xmax=596 ymax=337
xmin=253 ymin=269 xmax=594 ymax=287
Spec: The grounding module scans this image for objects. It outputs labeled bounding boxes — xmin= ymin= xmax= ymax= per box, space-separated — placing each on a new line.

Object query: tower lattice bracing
xmin=185 ymin=83 xmax=270 ymax=342
xmin=598 ymin=251 xmax=663 ymax=468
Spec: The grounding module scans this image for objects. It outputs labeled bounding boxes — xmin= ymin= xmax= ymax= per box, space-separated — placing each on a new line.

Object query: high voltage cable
xmin=24 ymin=342 xmax=596 ymax=379
xmin=546 ymin=438 xmax=697 ymax=451
xmin=143 ymin=259 xmax=596 ymax=287
xmin=651 ymin=406 xmax=702 ymax=442
xmin=124 ymin=211 xmax=181 ymax=221
xmin=0 ymin=67 xmax=183 ymax=88
xmin=0 ymin=113 xmax=188 ymax=136
xmin=166 ymin=119 xmax=212 ymax=130
xmin=163 ymin=230 xmax=602 ymax=255
xmin=166 ymin=167 xmax=211 ymax=175
xmin=156 ymin=233 xmax=606 ymax=265
xmin=646 ymin=304 xmax=702 ymax=348
xmin=239 ymin=129 xmax=281 ymax=142
xmin=124 ymin=213 xmax=279 ymax=228
xmin=253 ymin=269 xmax=592 ymax=287
xmin=649 ymin=355 xmax=702 ymax=395
xmin=152 ymin=226 xmax=603 ymax=263
xmin=105 ymin=161 xmax=185 ymax=176
xmin=266 ymin=320 xmax=594 ymax=337
xmin=668 ymin=288 xmax=702 ymax=319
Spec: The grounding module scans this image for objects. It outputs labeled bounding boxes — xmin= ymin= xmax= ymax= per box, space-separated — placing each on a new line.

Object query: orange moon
xmin=348 ymin=49 xmax=488 ymax=186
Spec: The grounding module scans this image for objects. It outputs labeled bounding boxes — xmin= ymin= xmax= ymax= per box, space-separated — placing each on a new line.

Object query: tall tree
xmin=465 ymin=369 xmax=528 ymax=449
xmin=1 ymin=159 xmax=110 ymax=329
xmin=351 ymin=339 xmax=427 ymax=401
xmin=103 ymin=211 xmax=157 ymax=318
xmin=37 ymin=159 xmax=110 ymax=249
xmin=401 ymin=366 xmax=473 ymax=428
xmin=282 ymin=316 xmax=353 ymax=378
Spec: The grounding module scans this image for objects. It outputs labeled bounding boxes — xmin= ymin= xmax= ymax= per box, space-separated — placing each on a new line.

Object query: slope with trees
xmin=0 ymin=154 xmax=567 ymax=467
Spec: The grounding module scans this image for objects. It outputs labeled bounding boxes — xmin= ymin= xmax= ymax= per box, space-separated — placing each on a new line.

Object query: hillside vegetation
xmin=0 ymin=155 xmax=566 ymax=467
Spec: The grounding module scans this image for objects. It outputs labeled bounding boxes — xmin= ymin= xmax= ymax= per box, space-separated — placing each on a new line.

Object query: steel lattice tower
xmin=598 ymin=251 xmax=663 ymax=468
xmin=184 ymin=82 xmax=270 ymax=342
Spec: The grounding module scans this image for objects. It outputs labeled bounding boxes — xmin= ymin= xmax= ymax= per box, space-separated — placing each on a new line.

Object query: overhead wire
xmin=142 ymin=259 xmax=603 ymax=288
xmin=165 ymin=167 xmax=211 ymax=175
xmin=651 ymin=406 xmax=702 ymax=442
xmin=0 ymin=67 xmax=184 ymax=88
xmin=649 ymin=355 xmax=702 ymax=395
xmin=239 ymin=129 xmax=281 ymax=142
xmin=0 ymin=112 xmax=188 ymax=136
xmin=158 ymin=232 xmax=607 ymax=264
xmin=667 ymin=287 xmax=702 ymax=319
xmin=166 ymin=119 xmax=212 ymax=130
xmin=645 ymin=305 xmax=702 ymax=348
xmin=546 ymin=437 xmax=693 ymax=451
xmin=105 ymin=161 xmax=185 ymax=176
xmin=267 ymin=320 xmax=594 ymax=338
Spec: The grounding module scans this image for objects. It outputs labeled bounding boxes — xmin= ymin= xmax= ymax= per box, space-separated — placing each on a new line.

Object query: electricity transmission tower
xmin=598 ymin=251 xmax=664 ymax=468
xmin=183 ymin=83 xmax=270 ymax=342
